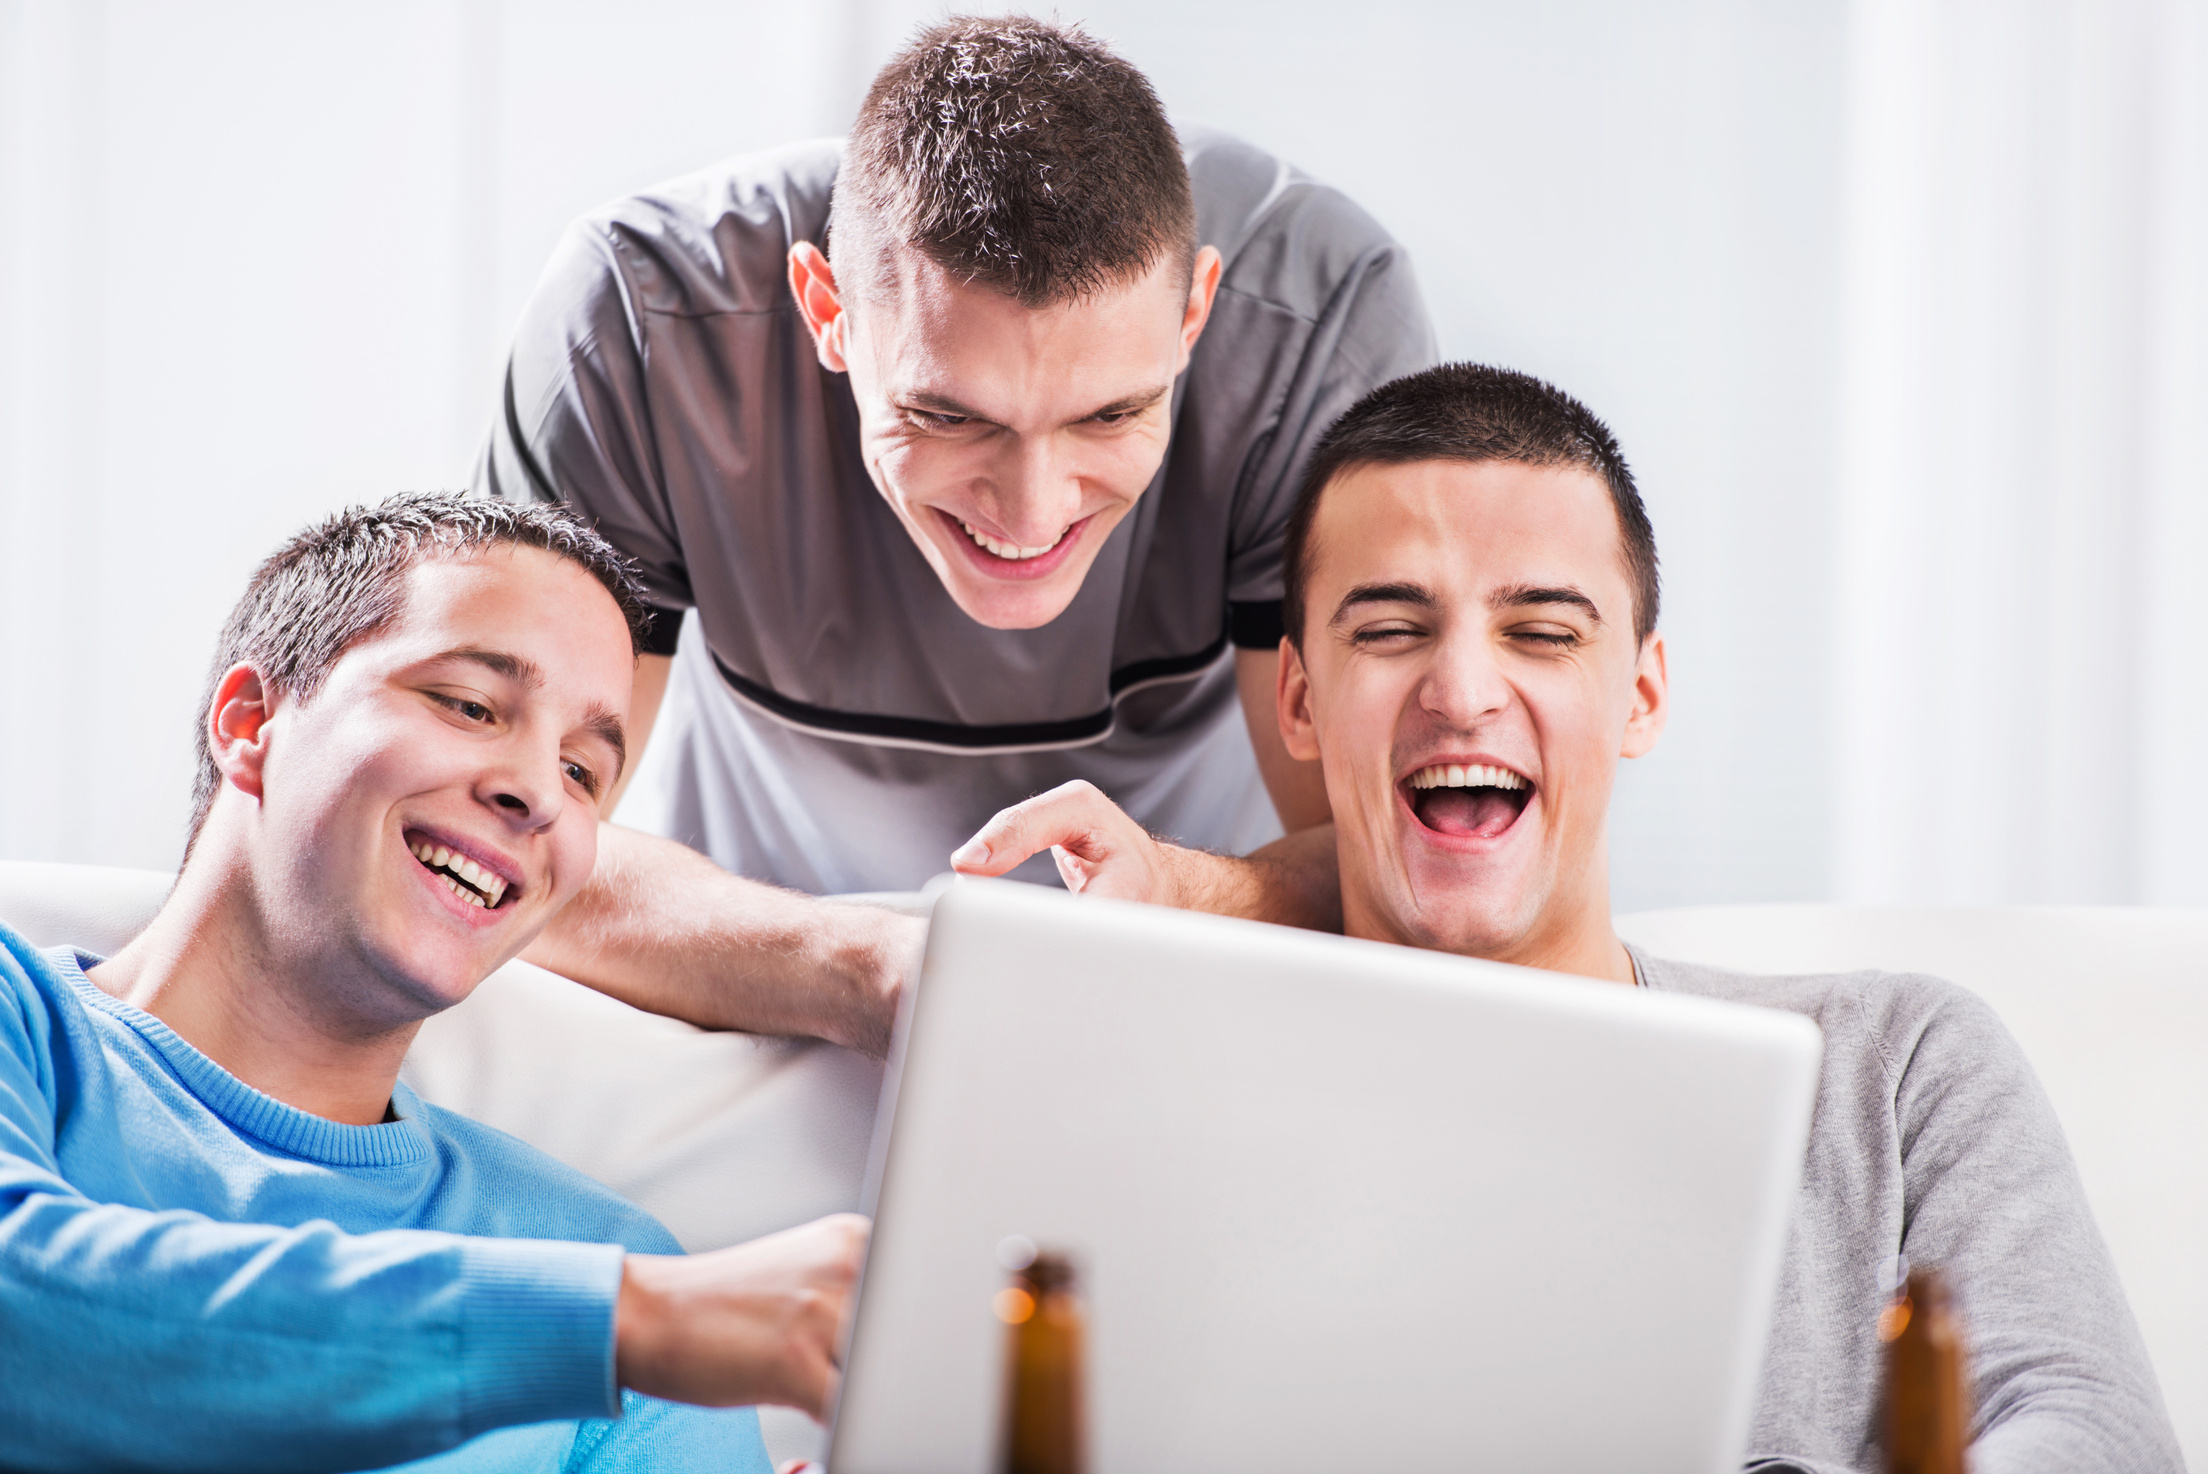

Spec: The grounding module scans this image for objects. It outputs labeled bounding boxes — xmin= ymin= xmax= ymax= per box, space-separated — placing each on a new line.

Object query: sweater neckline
xmin=54 ymin=948 xmax=433 ymax=1169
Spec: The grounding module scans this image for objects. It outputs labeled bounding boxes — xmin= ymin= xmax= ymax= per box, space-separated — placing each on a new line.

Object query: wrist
xmin=811 ymin=906 xmax=924 ymax=1057
xmin=614 ymin=1254 xmax=670 ymax=1395
xmin=1153 ymin=839 xmax=1236 ymax=915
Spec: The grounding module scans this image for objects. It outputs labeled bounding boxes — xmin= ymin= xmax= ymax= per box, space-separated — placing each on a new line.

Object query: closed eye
xmin=1351 ymin=624 xmax=1426 ymax=647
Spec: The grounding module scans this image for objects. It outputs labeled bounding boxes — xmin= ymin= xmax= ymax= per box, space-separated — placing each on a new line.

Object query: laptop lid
xmin=830 ymin=880 xmax=1819 ymax=1473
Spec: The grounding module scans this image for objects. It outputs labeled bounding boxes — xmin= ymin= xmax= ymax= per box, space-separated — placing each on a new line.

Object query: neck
xmin=1481 ymin=910 xmax=1636 ymax=985
xmin=87 ymin=852 xmax=420 ymax=1128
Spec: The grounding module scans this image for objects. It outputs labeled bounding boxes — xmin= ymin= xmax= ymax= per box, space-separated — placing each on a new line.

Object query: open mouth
xmin=936 ymin=508 xmax=1090 ymax=577
xmin=958 ymin=518 xmax=1068 ymax=562
xmin=404 ymin=831 xmax=514 ymax=910
xmin=1405 ymin=762 xmax=1533 ymax=841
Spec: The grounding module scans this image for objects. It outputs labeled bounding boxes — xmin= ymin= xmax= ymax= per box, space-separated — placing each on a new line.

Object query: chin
xmin=362 ymin=933 xmax=499 ymax=1020
xmin=1382 ymin=871 xmax=1546 ymax=961
xmin=953 ymin=583 xmax=1082 ymax=630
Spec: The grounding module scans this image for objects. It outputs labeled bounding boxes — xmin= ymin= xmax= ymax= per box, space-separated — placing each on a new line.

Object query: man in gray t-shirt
xmin=973 ymin=364 xmax=2181 ymax=1469
xmin=479 ymin=18 xmax=1430 ymax=1049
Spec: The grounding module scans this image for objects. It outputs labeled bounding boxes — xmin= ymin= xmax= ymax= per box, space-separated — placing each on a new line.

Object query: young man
xmin=0 ymin=495 xmax=864 ymax=1471
xmin=962 ymin=365 xmax=2183 ymax=1471
xmin=481 ymin=15 xmax=1432 ymax=1056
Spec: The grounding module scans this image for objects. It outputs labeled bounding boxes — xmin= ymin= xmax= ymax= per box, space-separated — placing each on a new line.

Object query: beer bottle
xmin=995 ymin=1248 xmax=1086 ymax=1474
xmin=1880 ymin=1264 xmax=1970 ymax=1474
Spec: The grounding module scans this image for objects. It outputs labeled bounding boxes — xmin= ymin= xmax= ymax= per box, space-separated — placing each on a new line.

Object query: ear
xmin=1619 ymin=632 xmax=1669 ymax=759
xmin=208 ymin=663 xmax=276 ymax=802
xmin=1175 ymin=245 xmax=1223 ymax=370
xmin=788 ymin=241 xmax=849 ymax=373
xmin=1276 ymin=636 xmax=1322 ymax=763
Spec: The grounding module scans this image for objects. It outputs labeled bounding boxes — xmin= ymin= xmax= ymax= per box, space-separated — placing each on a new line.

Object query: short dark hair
xmin=183 ymin=492 xmax=653 ymax=859
xmin=831 ymin=14 xmax=1196 ymax=308
xmin=1281 ymin=364 xmax=1661 ymax=647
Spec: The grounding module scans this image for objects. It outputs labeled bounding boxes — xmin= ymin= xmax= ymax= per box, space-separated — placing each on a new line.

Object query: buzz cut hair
xmin=182 ymin=492 xmax=653 ymax=860
xmin=1281 ymin=363 xmax=1662 ymax=649
xmin=830 ymin=14 xmax=1197 ymax=308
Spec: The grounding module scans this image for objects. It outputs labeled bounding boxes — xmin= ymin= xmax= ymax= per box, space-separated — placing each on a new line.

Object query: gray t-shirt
xmin=478 ymin=129 xmax=1435 ymax=893
xmin=1631 ymin=948 xmax=2181 ymax=1473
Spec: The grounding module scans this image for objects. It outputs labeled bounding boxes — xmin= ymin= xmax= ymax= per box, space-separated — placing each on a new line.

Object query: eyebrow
xmin=900 ymin=383 xmax=1171 ymax=426
xmin=580 ymin=703 xmax=628 ymax=779
xmin=1490 ymin=583 xmax=1605 ymax=623
xmin=437 ymin=647 xmax=544 ymax=688
xmin=428 ymin=647 xmax=628 ymax=776
xmin=1330 ymin=581 xmax=1440 ymax=625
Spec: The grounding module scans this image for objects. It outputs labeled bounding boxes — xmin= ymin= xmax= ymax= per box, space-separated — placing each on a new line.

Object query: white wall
xmin=3 ymin=0 xmax=2198 ymax=913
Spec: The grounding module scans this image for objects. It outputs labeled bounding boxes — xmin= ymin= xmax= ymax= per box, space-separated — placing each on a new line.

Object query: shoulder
xmin=1632 ymin=948 xmax=2027 ymax=1097
xmin=555 ymin=140 xmax=842 ymax=321
xmin=1181 ymin=122 xmax=1417 ymax=321
xmin=0 ymin=922 xmax=71 ymax=1052
xmin=397 ymin=1091 xmax=684 ymax=1255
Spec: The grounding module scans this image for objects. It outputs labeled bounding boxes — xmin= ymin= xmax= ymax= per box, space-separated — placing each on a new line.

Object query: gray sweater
xmin=1631 ymin=949 xmax=2183 ymax=1473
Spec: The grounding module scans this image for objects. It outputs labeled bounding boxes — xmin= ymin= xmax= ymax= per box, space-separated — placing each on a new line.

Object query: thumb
xmin=1052 ymin=843 xmax=1093 ymax=893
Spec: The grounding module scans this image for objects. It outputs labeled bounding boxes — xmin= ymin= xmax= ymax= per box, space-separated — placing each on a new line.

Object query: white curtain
xmin=1834 ymin=0 xmax=2208 ymax=905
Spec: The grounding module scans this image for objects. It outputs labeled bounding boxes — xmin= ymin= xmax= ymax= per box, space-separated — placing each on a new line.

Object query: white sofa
xmin=3 ymin=860 xmax=2200 ymax=1467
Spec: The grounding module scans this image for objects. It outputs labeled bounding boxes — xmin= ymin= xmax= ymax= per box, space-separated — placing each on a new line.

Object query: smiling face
xmin=236 ymin=545 xmax=634 ymax=1026
xmin=794 ymin=241 xmax=1219 ymax=629
xmin=1279 ymin=459 xmax=1667 ymax=972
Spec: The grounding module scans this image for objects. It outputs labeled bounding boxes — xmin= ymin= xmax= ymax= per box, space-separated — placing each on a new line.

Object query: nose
xmin=982 ymin=432 xmax=1083 ymax=546
xmin=1419 ymin=627 xmax=1512 ymax=730
xmin=477 ymin=745 xmax=564 ymax=833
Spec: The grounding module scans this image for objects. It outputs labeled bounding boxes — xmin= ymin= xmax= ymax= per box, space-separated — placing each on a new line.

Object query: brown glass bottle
xmin=996 ymin=1251 xmax=1087 ymax=1474
xmin=1881 ymin=1266 xmax=1971 ymax=1474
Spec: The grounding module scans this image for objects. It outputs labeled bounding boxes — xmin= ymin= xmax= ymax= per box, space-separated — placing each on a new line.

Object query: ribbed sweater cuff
xmin=457 ymin=1237 xmax=626 ymax=1434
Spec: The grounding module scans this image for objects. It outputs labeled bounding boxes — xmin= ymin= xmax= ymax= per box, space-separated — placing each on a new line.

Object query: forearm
xmin=0 ymin=1189 xmax=620 ymax=1471
xmin=521 ymin=821 xmax=923 ymax=1056
xmin=1159 ymin=822 xmax=1344 ymax=931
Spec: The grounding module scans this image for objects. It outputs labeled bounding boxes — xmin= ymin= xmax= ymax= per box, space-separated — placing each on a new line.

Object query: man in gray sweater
xmin=954 ymin=363 xmax=2182 ymax=1471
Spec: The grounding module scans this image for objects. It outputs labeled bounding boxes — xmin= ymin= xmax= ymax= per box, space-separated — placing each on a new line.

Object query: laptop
xmin=829 ymin=880 xmax=1820 ymax=1473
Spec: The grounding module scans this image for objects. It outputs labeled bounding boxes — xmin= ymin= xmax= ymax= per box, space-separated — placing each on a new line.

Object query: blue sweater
xmin=0 ymin=921 xmax=772 ymax=1473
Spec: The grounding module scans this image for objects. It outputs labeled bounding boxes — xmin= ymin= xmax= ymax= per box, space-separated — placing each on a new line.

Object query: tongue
xmin=1414 ymin=787 xmax=1521 ymax=839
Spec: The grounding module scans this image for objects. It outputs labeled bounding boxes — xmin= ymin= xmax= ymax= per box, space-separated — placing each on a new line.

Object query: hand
xmin=949 ymin=781 xmax=1184 ymax=905
xmin=615 ymin=1214 xmax=869 ymax=1417
xmin=951 ymin=783 xmax=1346 ymax=932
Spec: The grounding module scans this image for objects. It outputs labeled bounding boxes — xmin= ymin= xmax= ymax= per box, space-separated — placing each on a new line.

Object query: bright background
xmin=3 ymin=0 xmax=2203 ymax=912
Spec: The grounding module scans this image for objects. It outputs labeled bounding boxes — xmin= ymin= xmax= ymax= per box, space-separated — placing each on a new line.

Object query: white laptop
xmin=829 ymin=880 xmax=1820 ymax=1473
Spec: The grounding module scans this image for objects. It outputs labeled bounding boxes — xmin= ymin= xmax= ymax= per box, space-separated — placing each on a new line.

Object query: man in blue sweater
xmin=0 ymin=494 xmax=866 ymax=1471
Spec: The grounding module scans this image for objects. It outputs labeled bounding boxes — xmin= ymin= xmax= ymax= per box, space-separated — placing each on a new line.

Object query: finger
xmin=949 ymin=781 xmax=1126 ymax=876
xmin=1052 ymin=843 xmax=1092 ymax=894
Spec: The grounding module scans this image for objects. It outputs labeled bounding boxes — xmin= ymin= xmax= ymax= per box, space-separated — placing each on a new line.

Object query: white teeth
xmin=959 ymin=520 xmax=1064 ymax=561
xmin=1408 ymin=763 xmax=1529 ymax=791
xmin=411 ymin=839 xmax=506 ymax=908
